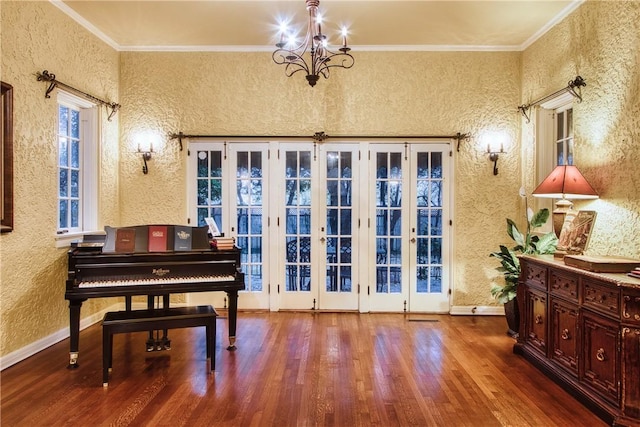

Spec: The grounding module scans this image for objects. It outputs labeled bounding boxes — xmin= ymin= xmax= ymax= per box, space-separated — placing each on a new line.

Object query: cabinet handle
xmin=535 ymin=315 xmax=543 ymax=325
xmin=561 ymin=329 xmax=570 ymax=340
xmin=596 ymin=348 xmax=606 ymax=362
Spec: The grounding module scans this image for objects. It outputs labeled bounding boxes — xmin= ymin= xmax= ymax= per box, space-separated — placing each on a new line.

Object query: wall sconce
xmin=487 ymin=144 xmax=504 ymax=176
xmin=138 ymin=143 xmax=153 ymax=174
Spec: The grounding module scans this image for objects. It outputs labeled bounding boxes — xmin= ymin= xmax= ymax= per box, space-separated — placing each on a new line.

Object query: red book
xmin=148 ymin=225 xmax=169 ymax=252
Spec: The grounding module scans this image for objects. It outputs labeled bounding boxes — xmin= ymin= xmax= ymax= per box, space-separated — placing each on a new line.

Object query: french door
xmin=187 ymin=142 xmax=271 ymax=310
xmin=367 ymin=143 xmax=450 ymax=312
xmin=187 ymin=140 xmax=451 ymax=313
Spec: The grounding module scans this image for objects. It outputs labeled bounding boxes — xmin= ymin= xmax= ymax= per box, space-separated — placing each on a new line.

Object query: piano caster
xmin=67 ymin=352 xmax=79 ymax=369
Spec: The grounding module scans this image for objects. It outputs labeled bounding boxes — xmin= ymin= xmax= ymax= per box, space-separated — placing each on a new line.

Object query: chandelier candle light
xmin=272 ymin=0 xmax=354 ymax=87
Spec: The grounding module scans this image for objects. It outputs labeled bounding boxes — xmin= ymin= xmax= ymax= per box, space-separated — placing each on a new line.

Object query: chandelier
xmin=272 ymin=0 xmax=354 ymax=87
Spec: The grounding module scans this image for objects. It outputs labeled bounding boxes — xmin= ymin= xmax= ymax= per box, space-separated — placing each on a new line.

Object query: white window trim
xmin=54 ymin=91 xmax=101 ymax=248
xmin=533 ymin=91 xmax=574 ymax=232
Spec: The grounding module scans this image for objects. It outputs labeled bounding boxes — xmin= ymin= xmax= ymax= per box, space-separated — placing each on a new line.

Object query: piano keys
xmin=65 ymin=226 xmax=244 ymax=368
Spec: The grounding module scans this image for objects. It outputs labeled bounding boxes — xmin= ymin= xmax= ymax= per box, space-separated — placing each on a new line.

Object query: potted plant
xmin=490 ymin=190 xmax=558 ymax=337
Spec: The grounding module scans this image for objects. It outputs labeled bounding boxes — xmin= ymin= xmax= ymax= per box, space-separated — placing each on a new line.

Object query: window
xmin=555 ymin=106 xmax=573 ymax=166
xmin=536 ymin=91 xmax=575 ymax=183
xmin=56 ymin=92 xmax=98 ymax=246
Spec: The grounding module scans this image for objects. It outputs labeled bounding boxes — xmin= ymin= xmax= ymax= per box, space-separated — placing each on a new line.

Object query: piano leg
xmin=161 ymin=294 xmax=171 ymax=350
xmin=67 ymin=299 xmax=85 ymax=369
xmin=226 ymin=290 xmax=238 ymax=351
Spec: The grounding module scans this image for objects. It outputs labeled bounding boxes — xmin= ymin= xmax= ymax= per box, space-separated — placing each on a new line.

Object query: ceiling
xmin=56 ymin=0 xmax=582 ymax=52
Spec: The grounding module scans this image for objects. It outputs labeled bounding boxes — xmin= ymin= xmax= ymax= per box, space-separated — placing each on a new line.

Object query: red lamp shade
xmin=532 ymin=165 xmax=598 ymax=199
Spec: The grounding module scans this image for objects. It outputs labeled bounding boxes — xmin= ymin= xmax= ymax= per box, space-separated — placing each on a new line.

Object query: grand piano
xmin=64 ymin=225 xmax=244 ymax=368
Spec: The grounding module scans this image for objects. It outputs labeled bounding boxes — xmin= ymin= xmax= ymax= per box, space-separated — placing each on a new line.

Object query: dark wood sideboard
xmin=515 ymin=254 xmax=640 ymax=427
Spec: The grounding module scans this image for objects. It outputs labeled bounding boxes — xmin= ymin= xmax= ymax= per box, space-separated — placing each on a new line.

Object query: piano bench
xmin=101 ymin=305 xmax=217 ymax=387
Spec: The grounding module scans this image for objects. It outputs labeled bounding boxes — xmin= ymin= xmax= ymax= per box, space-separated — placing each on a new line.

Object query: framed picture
xmin=1 ymin=81 xmax=13 ymax=233
xmin=558 ymin=210 xmax=597 ymax=255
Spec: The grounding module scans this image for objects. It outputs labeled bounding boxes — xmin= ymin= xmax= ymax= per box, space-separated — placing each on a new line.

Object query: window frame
xmin=54 ymin=91 xmax=99 ymax=247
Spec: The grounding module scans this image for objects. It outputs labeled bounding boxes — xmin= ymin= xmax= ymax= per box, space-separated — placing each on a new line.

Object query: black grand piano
xmin=64 ymin=225 xmax=244 ymax=368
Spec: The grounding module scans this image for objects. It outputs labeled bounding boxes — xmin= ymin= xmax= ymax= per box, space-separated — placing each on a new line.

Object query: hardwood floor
xmin=1 ymin=311 xmax=605 ymax=426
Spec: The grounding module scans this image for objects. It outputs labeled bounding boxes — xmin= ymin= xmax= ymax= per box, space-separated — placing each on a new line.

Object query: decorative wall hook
xmin=455 ymin=132 xmax=471 ymax=152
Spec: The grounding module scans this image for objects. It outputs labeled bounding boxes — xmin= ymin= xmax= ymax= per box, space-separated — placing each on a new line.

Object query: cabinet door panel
xmin=525 ymin=288 xmax=547 ymax=355
xmin=582 ymin=312 xmax=620 ymax=404
xmin=550 ymin=298 xmax=579 ymax=377
xmin=623 ymin=327 xmax=640 ymax=419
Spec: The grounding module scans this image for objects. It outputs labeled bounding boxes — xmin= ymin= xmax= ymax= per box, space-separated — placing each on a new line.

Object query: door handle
xmin=320 ymin=237 xmax=326 ymax=243
xmin=410 ymin=237 xmax=416 ymax=243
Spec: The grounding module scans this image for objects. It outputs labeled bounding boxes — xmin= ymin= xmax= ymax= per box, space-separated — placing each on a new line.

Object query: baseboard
xmin=0 ymin=301 xmax=151 ymax=371
xmin=449 ymin=305 xmax=505 ymax=316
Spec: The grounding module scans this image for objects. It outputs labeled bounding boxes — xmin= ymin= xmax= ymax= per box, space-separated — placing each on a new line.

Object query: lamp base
xmin=551 ymin=199 xmax=574 ymax=237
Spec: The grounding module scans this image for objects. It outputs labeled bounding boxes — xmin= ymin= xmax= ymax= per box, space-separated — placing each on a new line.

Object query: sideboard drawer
xmin=550 ymin=269 xmax=579 ymax=303
xmin=623 ymin=292 xmax=640 ymax=325
xmin=523 ymin=262 xmax=547 ymax=290
xmin=583 ymin=279 xmax=620 ymax=319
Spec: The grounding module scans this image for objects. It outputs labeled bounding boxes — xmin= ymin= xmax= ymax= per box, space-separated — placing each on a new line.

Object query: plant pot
xmin=504 ymin=298 xmax=519 ymax=338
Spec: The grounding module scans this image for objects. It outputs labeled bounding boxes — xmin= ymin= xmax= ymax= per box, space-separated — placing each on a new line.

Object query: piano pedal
xmin=146 ymin=340 xmax=156 ymax=352
xmin=162 ymin=338 xmax=171 ymax=351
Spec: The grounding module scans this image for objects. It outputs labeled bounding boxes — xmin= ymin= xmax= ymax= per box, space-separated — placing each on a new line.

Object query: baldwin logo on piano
xmin=152 ymin=268 xmax=170 ymax=277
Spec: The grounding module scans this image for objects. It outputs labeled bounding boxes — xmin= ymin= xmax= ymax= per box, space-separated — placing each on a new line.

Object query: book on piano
xmin=115 ymin=228 xmax=136 ymax=253
xmin=174 ymin=225 xmax=193 ymax=251
xmin=213 ymin=237 xmax=235 ymax=250
xmin=148 ymin=225 xmax=169 ymax=252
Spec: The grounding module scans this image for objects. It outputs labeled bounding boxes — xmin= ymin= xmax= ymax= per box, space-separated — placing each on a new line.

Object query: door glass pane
xmin=376 ymin=152 xmax=402 ymax=294
xmin=285 ymin=151 xmax=312 ymax=292
xmin=325 ymin=151 xmax=352 ymax=294
xmin=236 ymin=151 xmax=264 ymax=292
xmin=195 ymin=150 xmax=223 ymax=230
xmin=416 ymin=152 xmax=444 ymax=294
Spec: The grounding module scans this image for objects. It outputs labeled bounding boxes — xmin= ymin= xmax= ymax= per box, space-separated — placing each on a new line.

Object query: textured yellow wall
xmin=0 ymin=2 xmax=120 ymax=356
xmin=2 ymin=0 xmax=639 ymax=361
xmin=118 ymin=50 xmax=523 ymax=307
xmin=521 ymin=1 xmax=640 ymax=257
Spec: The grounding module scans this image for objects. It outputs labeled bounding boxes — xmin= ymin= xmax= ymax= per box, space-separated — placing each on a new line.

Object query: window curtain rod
xmin=517 ymin=76 xmax=586 ymax=123
xmin=169 ymin=131 xmax=470 ymax=152
xmin=36 ymin=70 xmax=121 ymax=121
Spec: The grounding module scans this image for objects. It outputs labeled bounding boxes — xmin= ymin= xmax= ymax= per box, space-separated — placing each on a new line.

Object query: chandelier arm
xmin=272 ymin=50 xmax=311 ymax=75
xmin=320 ymin=53 xmax=355 ymax=70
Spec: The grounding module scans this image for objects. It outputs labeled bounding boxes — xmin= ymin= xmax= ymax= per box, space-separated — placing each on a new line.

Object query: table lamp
xmin=532 ymin=165 xmax=598 ymax=237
